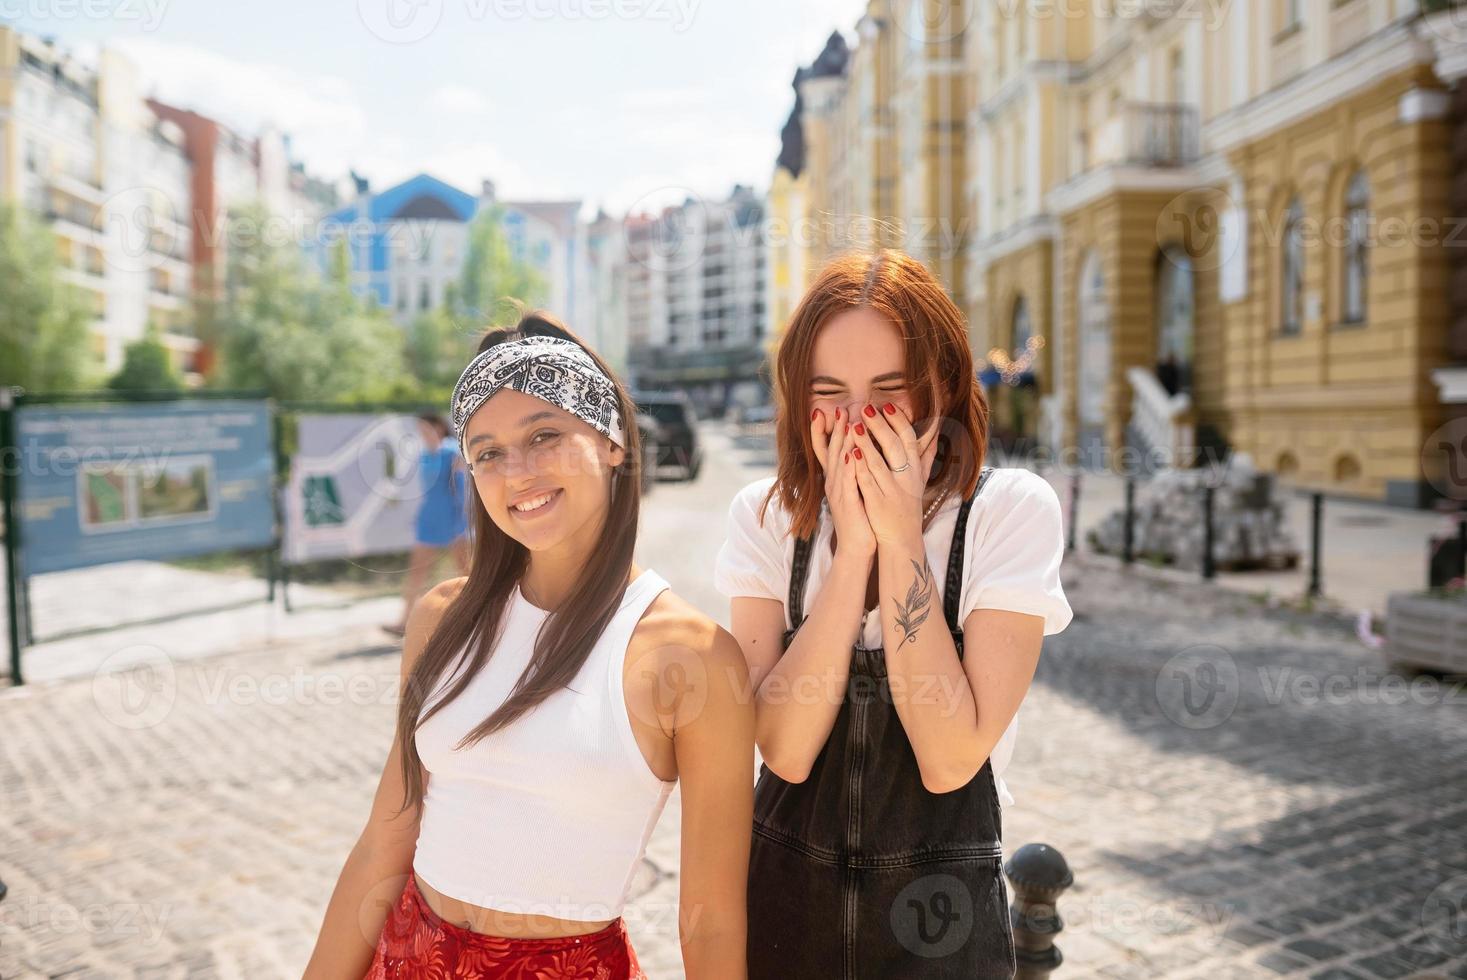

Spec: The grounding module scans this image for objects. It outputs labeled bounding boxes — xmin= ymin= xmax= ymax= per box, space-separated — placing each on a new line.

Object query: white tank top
xmin=412 ymin=568 xmax=677 ymax=920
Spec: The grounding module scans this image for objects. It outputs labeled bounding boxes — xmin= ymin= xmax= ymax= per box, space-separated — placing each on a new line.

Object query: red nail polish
xmin=863 ymin=404 xmax=876 ymax=417
xmin=844 ymin=451 xmax=849 ymax=463
xmin=883 ymin=403 xmax=896 ymax=414
xmin=845 ymin=422 xmax=850 ymax=434
xmin=811 ymin=408 xmax=820 ymax=421
xmin=854 ymin=447 xmax=863 ymax=460
xmin=855 ymin=423 xmax=865 ymax=436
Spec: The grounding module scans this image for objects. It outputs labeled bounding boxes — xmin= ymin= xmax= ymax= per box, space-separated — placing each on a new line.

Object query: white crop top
xmin=412 ymin=568 xmax=677 ymax=920
xmin=713 ymin=468 xmax=1073 ymax=808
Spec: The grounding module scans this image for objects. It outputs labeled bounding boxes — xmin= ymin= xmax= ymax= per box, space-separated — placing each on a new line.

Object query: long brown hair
xmin=763 ymin=248 xmax=989 ymax=539
xmin=394 ymin=309 xmax=643 ymax=815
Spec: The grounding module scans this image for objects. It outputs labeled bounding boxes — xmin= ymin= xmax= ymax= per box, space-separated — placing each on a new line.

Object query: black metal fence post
xmin=1 ymin=386 xmax=22 ymax=686
xmin=1455 ymin=510 xmax=1466 ymax=585
xmin=1309 ymin=492 xmax=1324 ymax=598
xmin=1066 ymin=474 xmax=1080 ymax=554
xmin=1201 ymin=485 xmax=1216 ymax=580
xmin=1122 ymin=478 xmax=1135 ymax=565
xmin=1005 ymin=843 xmax=1074 ymax=979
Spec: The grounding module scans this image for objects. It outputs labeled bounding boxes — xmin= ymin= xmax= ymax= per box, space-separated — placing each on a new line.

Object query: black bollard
xmin=1457 ymin=510 xmax=1466 ymax=584
xmin=1122 ymin=478 xmax=1135 ymax=565
xmin=1201 ymin=484 xmax=1216 ymax=580
xmin=1005 ymin=843 xmax=1074 ymax=979
xmin=1066 ymin=474 xmax=1080 ymax=554
xmin=1309 ymin=492 xmax=1324 ymax=598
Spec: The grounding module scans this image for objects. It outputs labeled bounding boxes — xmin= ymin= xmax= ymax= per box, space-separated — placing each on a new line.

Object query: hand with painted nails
xmin=810 ymin=406 xmax=876 ymax=561
xmin=847 ymin=402 xmax=940 ymax=547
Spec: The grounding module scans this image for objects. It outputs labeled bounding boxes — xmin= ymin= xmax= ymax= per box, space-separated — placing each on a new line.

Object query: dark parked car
xmin=631 ymin=390 xmax=701 ymax=481
xmin=632 ymin=411 xmax=661 ymax=493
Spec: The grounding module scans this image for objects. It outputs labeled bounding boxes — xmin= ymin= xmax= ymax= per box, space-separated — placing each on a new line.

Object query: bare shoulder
xmin=402 ymin=576 xmax=467 ymax=674
xmin=632 ymin=588 xmax=749 ymax=677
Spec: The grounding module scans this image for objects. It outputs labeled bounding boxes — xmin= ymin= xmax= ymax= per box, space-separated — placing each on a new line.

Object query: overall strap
xmin=941 ymin=466 xmax=995 ymax=633
xmin=786 ymin=530 xmax=816 ymax=634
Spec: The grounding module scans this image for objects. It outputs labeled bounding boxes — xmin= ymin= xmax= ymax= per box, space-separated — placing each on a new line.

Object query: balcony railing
xmin=1088 ymin=102 xmax=1200 ymax=170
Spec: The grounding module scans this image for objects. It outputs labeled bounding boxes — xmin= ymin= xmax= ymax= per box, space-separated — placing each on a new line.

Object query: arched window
xmin=1155 ymin=246 xmax=1194 ymax=395
xmin=1078 ymin=251 xmax=1110 ymax=431
xmin=1012 ymin=295 xmax=1033 ymax=368
xmin=1342 ymin=171 xmax=1370 ymax=325
xmin=1281 ymin=198 xmax=1304 ymax=335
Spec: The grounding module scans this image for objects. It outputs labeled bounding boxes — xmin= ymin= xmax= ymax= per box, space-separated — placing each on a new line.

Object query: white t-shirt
xmin=713 ymin=467 xmax=1074 ymax=808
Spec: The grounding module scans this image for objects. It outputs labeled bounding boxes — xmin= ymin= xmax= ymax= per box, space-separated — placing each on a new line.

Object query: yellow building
xmin=964 ymin=0 xmax=1080 ymax=448
xmin=976 ymin=0 xmax=1461 ymax=506
xmin=892 ymin=0 xmax=968 ymax=311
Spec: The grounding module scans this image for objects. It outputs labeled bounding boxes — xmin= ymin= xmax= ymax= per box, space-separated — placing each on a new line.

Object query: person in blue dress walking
xmin=383 ymin=413 xmax=471 ymax=637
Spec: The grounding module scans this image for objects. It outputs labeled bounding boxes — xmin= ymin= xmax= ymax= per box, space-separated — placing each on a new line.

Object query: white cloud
xmin=426 ymin=83 xmax=489 ymax=116
xmin=109 ymin=37 xmax=369 ymax=181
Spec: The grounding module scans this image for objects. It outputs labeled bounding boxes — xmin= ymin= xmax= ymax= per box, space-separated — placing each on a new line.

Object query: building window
xmin=1012 ymin=296 xmax=1034 ymax=375
xmin=1279 ymin=0 xmax=1302 ymax=33
xmin=1342 ymin=171 xmax=1369 ymax=325
xmin=418 ymin=280 xmax=432 ymax=311
xmin=1280 ymin=198 xmax=1305 ymax=335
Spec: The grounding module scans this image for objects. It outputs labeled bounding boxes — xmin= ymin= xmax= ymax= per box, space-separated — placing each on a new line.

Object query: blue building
xmin=313 ymin=173 xmax=584 ymax=328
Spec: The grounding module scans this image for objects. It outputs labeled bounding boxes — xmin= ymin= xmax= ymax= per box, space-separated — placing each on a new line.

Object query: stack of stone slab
xmin=1087 ymin=454 xmax=1300 ymax=572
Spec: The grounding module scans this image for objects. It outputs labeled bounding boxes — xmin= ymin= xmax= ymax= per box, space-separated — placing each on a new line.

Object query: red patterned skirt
xmin=364 ymin=873 xmax=648 ymax=979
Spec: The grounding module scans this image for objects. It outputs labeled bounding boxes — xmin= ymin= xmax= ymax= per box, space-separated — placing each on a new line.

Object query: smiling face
xmin=809 ymin=307 xmax=932 ymax=459
xmin=462 ymin=388 xmax=626 ymax=555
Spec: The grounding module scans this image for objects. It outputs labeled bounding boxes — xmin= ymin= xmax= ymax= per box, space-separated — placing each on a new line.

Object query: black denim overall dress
xmin=747 ymin=466 xmax=1015 ymax=980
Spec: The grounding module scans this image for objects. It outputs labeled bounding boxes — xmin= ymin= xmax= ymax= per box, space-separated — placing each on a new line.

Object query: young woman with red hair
xmin=715 ymin=249 xmax=1073 ymax=978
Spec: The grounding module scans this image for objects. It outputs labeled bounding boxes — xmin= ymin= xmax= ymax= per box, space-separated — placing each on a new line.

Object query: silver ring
xmin=889 ymin=461 xmax=911 ymax=473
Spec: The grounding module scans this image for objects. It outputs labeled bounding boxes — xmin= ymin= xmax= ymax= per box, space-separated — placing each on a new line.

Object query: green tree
xmin=455 ymin=204 xmax=548 ymax=323
xmin=406 ymin=305 xmax=478 ymax=397
xmin=0 ymin=203 xmax=98 ymax=392
xmin=208 ymin=205 xmax=413 ymax=403
xmin=107 ymin=323 xmax=184 ymax=395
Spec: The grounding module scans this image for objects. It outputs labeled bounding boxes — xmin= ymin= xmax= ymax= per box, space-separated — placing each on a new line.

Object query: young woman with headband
xmin=715 ymin=250 xmax=1073 ymax=978
xmin=306 ymin=311 xmax=754 ymax=979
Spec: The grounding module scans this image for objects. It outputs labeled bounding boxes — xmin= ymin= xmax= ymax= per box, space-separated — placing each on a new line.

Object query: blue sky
xmin=10 ymin=0 xmax=865 ymax=215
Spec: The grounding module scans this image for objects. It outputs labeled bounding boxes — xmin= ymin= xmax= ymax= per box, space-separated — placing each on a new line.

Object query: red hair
xmin=761 ymin=248 xmax=989 ymax=540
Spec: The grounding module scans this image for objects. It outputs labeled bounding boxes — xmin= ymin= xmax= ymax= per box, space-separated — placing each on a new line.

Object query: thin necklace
xmin=923 ymin=487 xmax=949 ymax=524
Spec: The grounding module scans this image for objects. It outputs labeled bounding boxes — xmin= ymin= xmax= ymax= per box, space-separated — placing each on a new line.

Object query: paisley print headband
xmin=450 ymin=335 xmax=626 ymax=464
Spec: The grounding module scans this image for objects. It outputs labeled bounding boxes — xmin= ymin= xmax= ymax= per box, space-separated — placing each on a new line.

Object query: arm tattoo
xmin=891 ymin=558 xmax=934 ymax=648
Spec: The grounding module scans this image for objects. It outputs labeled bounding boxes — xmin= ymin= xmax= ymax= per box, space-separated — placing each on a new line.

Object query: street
xmin=1 ymin=422 xmax=1464 ymax=978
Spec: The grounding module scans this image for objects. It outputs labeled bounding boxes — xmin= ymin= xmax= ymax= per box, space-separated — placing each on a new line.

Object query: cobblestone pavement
xmin=1 ymin=424 xmax=1464 ymax=978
